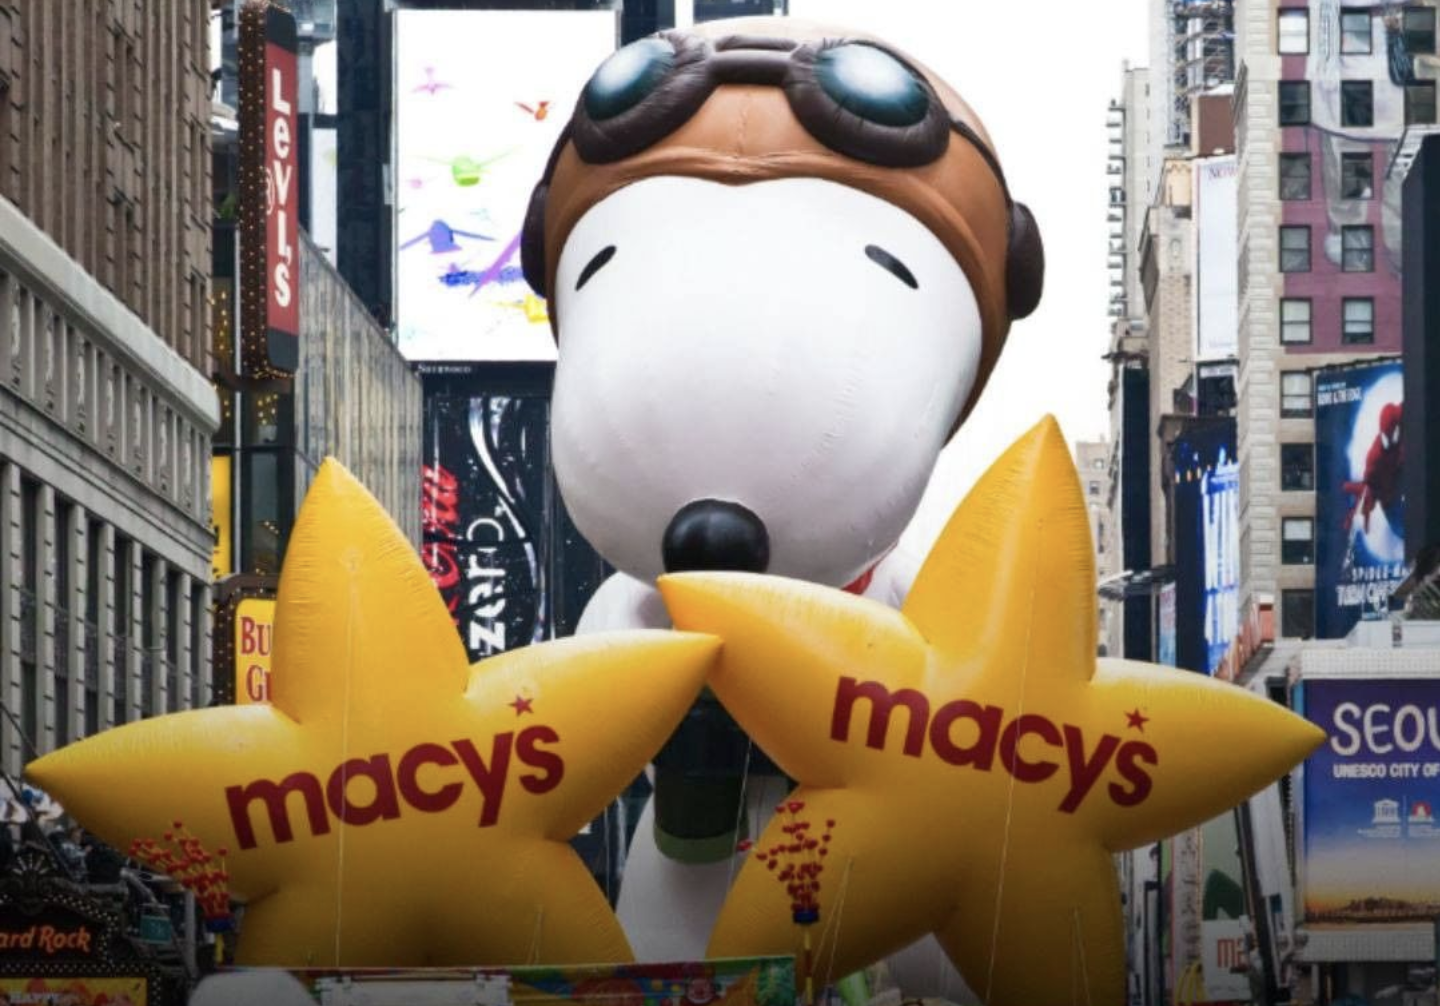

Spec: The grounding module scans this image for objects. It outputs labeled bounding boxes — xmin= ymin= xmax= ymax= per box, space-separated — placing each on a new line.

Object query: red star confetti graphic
xmin=510 ymin=695 xmax=535 ymax=716
xmin=1125 ymin=708 xmax=1149 ymax=733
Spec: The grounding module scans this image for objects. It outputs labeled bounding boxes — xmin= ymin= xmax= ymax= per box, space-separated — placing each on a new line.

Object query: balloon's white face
xmin=552 ymin=176 xmax=984 ymax=586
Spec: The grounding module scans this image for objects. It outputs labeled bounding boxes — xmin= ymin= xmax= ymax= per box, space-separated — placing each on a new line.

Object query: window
xmin=1342 ymin=225 xmax=1374 ymax=271
xmin=1281 ymin=298 xmax=1313 ymax=343
xmin=1341 ymin=152 xmax=1374 ymax=199
xmin=1281 ymin=372 xmax=1313 ymax=417
xmin=113 ymin=535 xmax=130 ymax=726
xmin=1407 ymin=82 xmax=1437 ymax=124
xmin=1279 ymin=9 xmax=1310 ymax=52
xmin=1088 ymin=480 xmax=1101 ymax=496
xmin=1280 ymin=153 xmax=1311 ymax=199
xmin=1280 ymin=226 xmax=1311 ymax=272
xmin=1282 ymin=443 xmax=1315 ymax=490
xmin=1281 ymin=588 xmax=1315 ymax=639
xmin=1280 ymin=80 xmax=1311 ymax=124
xmin=1343 ymin=297 xmax=1375 ymax=343
xmin=1341 ymin=9 xmax=1372 ymax=52
xmin=1404 ymin=6 xmax=1437 ymax=53
xmin=140 ymin=552 xmax=155 ymax=719
xmin=1282 ymin=518 xmax=1315 ymax=564
xmin=1341 ymin=81 xmax=1374 ymax=126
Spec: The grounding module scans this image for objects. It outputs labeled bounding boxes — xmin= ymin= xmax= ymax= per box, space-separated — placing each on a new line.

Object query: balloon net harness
xmin=130 ymin=821 xmax=233 ymax=962
xmin=738 ymin=801 xmax=834 ymax=1004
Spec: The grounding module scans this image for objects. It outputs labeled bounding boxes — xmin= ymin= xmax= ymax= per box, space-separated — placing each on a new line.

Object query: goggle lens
xmin=584 ymin=37 xmax=677 ymax=121
xmin=815 ymin=43 xmax=930 ymax=128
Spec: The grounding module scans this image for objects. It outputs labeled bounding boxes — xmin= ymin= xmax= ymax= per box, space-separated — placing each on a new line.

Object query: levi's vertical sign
xmin=238 ymin=1 xmax=300 ymax=377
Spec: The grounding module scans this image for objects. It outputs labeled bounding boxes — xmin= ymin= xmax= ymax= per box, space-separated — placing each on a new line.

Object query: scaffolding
xmin=1107 ymin=98 xmax=1128 ymax=319
xmin=1171 ymin=0 xmax=1235 ymax=147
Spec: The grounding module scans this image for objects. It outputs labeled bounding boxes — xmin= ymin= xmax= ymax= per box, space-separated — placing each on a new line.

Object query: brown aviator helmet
xmin=521 ymin=17 xmax=1044 ymax=424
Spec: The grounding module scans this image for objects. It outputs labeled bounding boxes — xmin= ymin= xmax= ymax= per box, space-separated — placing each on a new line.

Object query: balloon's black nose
xmin=662 ymin=500 xmax=770 ymax=574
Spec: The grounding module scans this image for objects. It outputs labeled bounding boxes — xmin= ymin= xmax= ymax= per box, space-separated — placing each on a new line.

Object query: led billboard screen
xmin=394 ymin=10 xmax=616 ymax=362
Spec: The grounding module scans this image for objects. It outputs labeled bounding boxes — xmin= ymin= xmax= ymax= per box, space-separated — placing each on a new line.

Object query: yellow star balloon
xmin=29 ymin=460 xmax=717 ymax=967
xmin=659 ymin=417 xmax=1324 ymax=1006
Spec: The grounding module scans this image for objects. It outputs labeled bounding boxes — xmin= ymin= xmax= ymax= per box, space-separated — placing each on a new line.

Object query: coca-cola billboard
xmin=420 ymin=364 xmax=605 ymax=661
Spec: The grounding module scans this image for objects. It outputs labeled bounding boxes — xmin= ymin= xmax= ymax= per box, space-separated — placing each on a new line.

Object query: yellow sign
xmin=212 ymin=454 xmax=232 ymax=579
xmin=0 ymin=976 xmax=147 ymax=1004
xmin=235 ymin=598 xmax=275 ymax=705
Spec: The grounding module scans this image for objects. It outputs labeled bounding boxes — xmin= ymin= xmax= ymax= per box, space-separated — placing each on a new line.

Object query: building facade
xmin=0 ymin=4 xmax=217 ymax=772
xmin=1234 ymin=0 xmax=1438 ymax=652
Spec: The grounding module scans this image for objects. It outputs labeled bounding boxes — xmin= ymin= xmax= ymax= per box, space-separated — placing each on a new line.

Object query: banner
xmin=235 ymin=598 xmax=274 ymax=704
xmin=299 ymin=958 xmax=796 ymax=1006
xmin=0 ymin=977 xmax=148 ymax=1004
xmin=421 ymin=383 xmax=553 ymax=661
xmin=212 ymin=454 xmax=233 ymax=580
xmin=238 ymin=1 xmax=300 ymax=377
xmin=393 ymin=10 xmax=615 ymax=361
xmin=1169 ymin=420 xmax=1238 ymax=674
xmin=1314 ymin=361 xmax=1406 ymax=638
xmin=1158 ymin=583 xmax=1177 ymax=667
xmin=1299 ymin=677 xmax=1440 ymax=924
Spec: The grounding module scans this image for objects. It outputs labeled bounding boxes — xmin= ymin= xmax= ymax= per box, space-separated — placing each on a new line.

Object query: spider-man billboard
xmin=1315 ymin=359 xmax=1407 ymax=638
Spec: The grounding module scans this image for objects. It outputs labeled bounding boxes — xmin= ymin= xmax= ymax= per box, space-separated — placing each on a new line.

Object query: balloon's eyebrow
xmin=576 ymin=245 xmax=617 ymax=291
xmin=864 ymin=244 xmax=918 ymax=289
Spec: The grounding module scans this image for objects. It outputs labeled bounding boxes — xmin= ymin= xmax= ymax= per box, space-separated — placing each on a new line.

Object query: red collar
xmin=843 ymin=566 xmax=877 ymax=595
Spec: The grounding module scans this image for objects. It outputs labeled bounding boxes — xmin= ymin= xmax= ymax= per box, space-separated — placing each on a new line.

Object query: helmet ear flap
xmin=1006 ymin=201 xmax=1044 ymax=320
xmin=521 ymin=179 xmax=550 ymax=298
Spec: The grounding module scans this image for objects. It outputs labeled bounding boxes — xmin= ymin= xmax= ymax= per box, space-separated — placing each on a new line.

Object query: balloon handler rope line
xmin=737 ymin=801 xmax=835 ymax=1006
xmin=130 ymin=821 xmax=233 ymax=964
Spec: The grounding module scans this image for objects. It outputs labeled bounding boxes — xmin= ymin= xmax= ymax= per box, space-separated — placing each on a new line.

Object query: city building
xmin=1074 ymin=438 xmax=1116 ymax=654
xmin=1232 ymin=0 xmax=1437 ymax=659
xmin=0 ymin=4 xmax=217 ymax=769
xmin=1102 ymin=63 xmax=1157 ymax=664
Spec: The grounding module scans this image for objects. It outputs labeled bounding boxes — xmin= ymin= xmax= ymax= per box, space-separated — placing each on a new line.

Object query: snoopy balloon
xmin=521 ymin=16 xmax=1044 ymax=985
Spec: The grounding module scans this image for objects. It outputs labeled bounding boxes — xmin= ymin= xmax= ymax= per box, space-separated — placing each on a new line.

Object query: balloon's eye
xmin=814 ymin=44 xmax=930 ymax=128
xmin=583 ymin=38 xmax=676 ymax=121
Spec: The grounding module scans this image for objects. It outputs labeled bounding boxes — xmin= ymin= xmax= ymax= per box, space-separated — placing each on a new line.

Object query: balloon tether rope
xmin=1072 ymin=906 xmax=1093 ymax=1006
xmin=334 ymin=548 xmax=362 ymax=965
xmin=819 ymin=856 xmax=853 ymax=990
xmin=982 ymin=514 xmax=1041 ymax=1003
xmin=725 ymin=737 xmax=756 ymax=895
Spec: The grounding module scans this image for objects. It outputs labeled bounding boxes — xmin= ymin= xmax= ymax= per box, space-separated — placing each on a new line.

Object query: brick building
xmin=0 ymin=2 xmax=217 ymax=770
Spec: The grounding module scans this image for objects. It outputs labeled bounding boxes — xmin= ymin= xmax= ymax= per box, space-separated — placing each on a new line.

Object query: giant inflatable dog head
xmin=524 ymin=18 xmax=1044 ymax=589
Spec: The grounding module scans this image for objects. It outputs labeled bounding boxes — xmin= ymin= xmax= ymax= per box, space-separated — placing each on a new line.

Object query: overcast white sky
xmin=778 ymin=0 xmax=1151 ymax=553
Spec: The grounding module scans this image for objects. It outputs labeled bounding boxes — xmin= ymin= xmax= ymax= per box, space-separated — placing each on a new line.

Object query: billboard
xmin=211 ymin=454 xmax=232 ymax=579
xmin=419 ymin=365 xmax=607 ymax=663
xmin=1194 ymin=155 xmax=1237 ymax=361
xmin=238 ymin=1 xmax=300 ymax=377
xmin=235 ymin=597 xmax=274 ymax=705
xmin=1169 ymin=420 xmax=1239 ymax=674
xmin=1314 ymin=360 xmax=1406 ymax=638
xmin=394 ymin=11 xmax=616 ymax=362
xmin=1298 ymin=677 xmax=1440 ymax=924
xmin=0 ymin=977 xmax=148 ymax=1004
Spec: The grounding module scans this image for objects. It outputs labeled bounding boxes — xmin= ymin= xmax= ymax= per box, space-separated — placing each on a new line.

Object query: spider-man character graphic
xmin=1342 ymin=401 xmax=1402 ymax=534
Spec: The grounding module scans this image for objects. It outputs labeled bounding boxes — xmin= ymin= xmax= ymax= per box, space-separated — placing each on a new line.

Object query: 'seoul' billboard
xmin=1298 ymin=678 xmax=1440 ymax=924
xmin=1314 ymin=360 xmax=1406 ymax=638
xmin=394 ymin=11 xmax=616 ymax=362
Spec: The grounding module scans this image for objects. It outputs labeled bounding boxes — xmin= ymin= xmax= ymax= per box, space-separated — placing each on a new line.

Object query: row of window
xmin=1279 ymin=296 xmax=1376 ymax=346
xmin=1279 ymin=6 xmax=1436 ymax=57
xmin=1279 ymin=224 xmax=1375 ymax=272
xmin=1279 ymin=150 xmax=1374 ymax=201
xmin=1278 ymin=79 xmax=1437 ymax=128
xmin=10 ymin=468 xmax=205 ymax=759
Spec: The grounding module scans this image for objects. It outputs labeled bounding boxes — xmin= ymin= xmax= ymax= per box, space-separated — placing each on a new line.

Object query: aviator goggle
xmin=526 ymin=31 xmax=1044 ymax=322
xmin=569 ymin=32 xmax=1011 ymax=185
